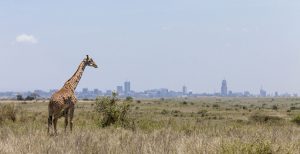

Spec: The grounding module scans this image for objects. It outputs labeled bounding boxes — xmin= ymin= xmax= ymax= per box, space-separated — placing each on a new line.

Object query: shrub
xmin=95 ymin=93 xmax=133 ymax=128
xmin=213 ymin=104 xmax=220 ymax=108
xmin=292 ymin=115 xmax=300 ymax=125
xmin=181 ymin=101 xmax=188 ymax=105
xmin=0 ymin=104 xmax=17 ymax=123
xmin=249 ymin=113 xmax=283 ymax=124
xmin=171 ymin=110 xmax=181 ymax=114
xmin=161 ymin=109 xmax=169 ymax=115
xmin=272 ymin=105 xmax=278 ymax=110
xmin=197 ymin=109 xmax=208 ymax=117
xmin=171 ymin=110 xmax=181 ymax=117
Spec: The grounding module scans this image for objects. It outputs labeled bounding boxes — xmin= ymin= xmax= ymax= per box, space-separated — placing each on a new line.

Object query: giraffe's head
xmin=84 ymin=55 xmax=98 ymax=68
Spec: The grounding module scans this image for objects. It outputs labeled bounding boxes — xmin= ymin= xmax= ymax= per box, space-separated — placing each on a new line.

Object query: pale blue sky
xmin=1 ymin=0 xmax=300 ymax=94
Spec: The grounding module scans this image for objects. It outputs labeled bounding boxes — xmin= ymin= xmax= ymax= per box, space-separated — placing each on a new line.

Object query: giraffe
xmin=48 ymin=55 xmax=98 ymax=135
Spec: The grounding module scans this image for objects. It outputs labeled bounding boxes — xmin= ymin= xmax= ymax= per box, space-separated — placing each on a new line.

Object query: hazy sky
xmin=1 ymin=0 xmax=300 ymax=94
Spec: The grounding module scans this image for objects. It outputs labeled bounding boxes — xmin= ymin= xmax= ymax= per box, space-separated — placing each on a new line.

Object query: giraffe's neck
xmin=63 ymin=61 xmax=86 ymax=92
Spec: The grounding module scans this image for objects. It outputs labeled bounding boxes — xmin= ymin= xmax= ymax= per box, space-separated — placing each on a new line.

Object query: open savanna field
xmin=1 ymin=97 xmax=300 ymax=154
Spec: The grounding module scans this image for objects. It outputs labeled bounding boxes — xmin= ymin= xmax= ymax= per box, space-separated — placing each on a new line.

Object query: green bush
xmin=95 ymin=93 xmax=133 ymax=128
xmin=272 ymin=105 xmax=278 ymax=110
xmin=161 ymin=109 xmax=169 ymax=115
xmin=213 ymin=104 xmax=220 ymax=108
xmin=197 ymin=109 xmax=208 ymax=117
xmin=181 ymin=101 xmax=188 ymax=105
xmin=171 ymin=110 xmax=181 ymax=117
xmin=249 ymin=113 xmax=283 ymax=124
xmin=292 ymin=115 xmax=300 ymax=125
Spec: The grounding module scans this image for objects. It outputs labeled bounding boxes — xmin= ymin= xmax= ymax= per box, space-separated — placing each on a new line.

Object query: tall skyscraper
xmin=260 ymin=88 xmax=267 ymax=97
xmin=182 ymin=85 xmax=187 ymax=94
xmin=275 ymin=91 xmax=279 ymax=97
xmin=124 ymin=81 xmax=131 ymax=94
xmin=221 ymin=80 xmax=227 ymax=96
xmin=117 ymin=86 xmax=123 ymax=94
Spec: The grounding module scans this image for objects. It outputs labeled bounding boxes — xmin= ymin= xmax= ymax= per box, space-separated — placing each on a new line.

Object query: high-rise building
xmin=260 ymin=88 xmax=267 ymax=97
xmin=221 ymin=80 xmax=227 ymax=96
xmin=94 ymin=89 xmax=99 ymax=95
xmin=82 ymin=88 xmax=88 ymax=94
xmin=106 ymin=90 xmax=112 ymax=96
xmin=182 ymin=86 xmax=187 ymax=94
xmin=117 ymin=86 xmax=123 ymax=94
xmin=228 ymin=90 xmax=233 ymax=96
xmin=275 ymin=91 xmax=278 ymax=97
xmin=124 ymin=81 xmax=131 ymax=94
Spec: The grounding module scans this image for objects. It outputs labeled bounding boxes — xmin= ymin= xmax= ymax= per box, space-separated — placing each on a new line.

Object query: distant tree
xmin=16 ymin=94 xmax=23 ymax=101
xmin=125 ymin=96 xmax=133 ymax=102
xmin=25 ymin=96 xmax=35 ymax=101
xmin=30 ymin=93 xmax=39 ymax=99
xmin=24 ymin=93 xmax=40 ymax=101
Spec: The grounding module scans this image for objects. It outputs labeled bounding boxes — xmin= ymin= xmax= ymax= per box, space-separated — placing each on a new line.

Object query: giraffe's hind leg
xmin=69 ymin=106 xmax=75 ymax=132
xmin=48 ymin=115 xmax=52 ymax=135
xmin=64 ymin=109 xmax=69 ymax=133
xmin=52 ymin=109 xmax=69 ymax=135
xmin=48 ymin=105 xmax=54 ymax=135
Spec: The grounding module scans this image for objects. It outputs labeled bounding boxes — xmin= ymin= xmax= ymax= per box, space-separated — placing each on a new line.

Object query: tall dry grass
xmin=0 ymin=98 xmax=300 ymax=153
xmin=0 ymin=123 xmax=300 ymax=153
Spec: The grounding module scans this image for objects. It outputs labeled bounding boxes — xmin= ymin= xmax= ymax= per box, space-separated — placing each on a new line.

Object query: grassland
xmin=0 ymin=97 xmax=300 ymax=153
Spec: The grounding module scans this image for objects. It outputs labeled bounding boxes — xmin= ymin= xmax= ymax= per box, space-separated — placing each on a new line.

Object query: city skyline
xmin=0 ymin=80 xmax=297 ymax=99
